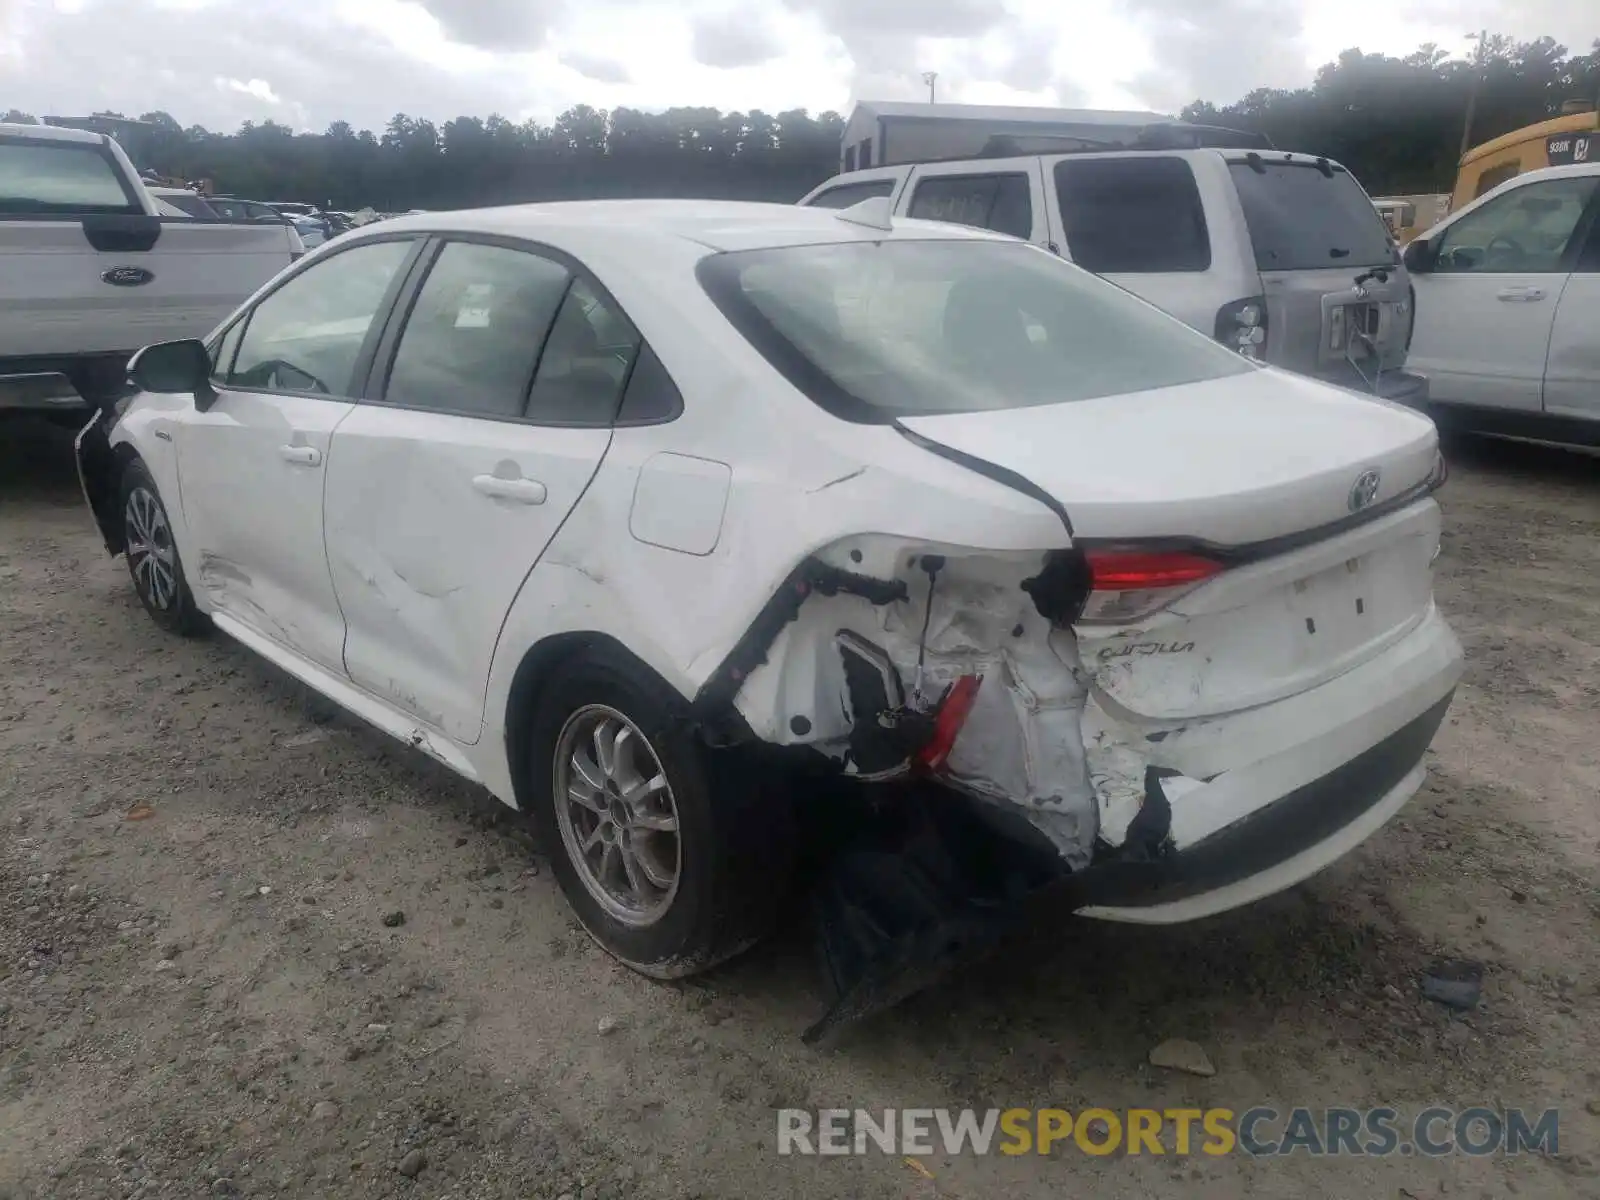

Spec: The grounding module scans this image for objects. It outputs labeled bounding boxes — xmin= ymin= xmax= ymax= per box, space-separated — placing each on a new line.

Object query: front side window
xmin=524 ymin=277 xmax=642 ymax=425
xmin=1056 ymin=157 xmax=1210 ymax=273
xmin=908 ymin=173 xmax=1033 ymax=239
xmin=698 ymin=238 xmax=1251 ymax=423
xmin=209 ymin=321 xmax=245 ymax=378
xmin=806 ymin=179 xmax=893 ymax=209
xmin=1434 ymin=176 xmax=1598 ymax=273
xmin=0 ymin=141 xmax=141 ymax=215
xmin=228 ymin=238 xmax=413 ymax=396
xmin=384 ymin=241 xmax=571 ymax=419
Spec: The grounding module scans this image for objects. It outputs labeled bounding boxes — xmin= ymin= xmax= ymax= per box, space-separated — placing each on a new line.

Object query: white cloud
xmin=220 ymin=78 xmax=282 ymax=105
xmin=0 ymin=0 xmax=1592 ymax=133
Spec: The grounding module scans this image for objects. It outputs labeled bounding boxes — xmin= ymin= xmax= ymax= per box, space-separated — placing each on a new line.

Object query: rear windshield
xmin=163 ymin=193 xmax=219 ymax=218
xmin=805 ymin=179 xmax=896 ymax=209
xmin=697 ymin=238 xmax=1251 ymax=423
xmin=1229 ymin=160 xmax=1394 ymax=270
xmin=0 ymin=140 xmax=141 ymax=215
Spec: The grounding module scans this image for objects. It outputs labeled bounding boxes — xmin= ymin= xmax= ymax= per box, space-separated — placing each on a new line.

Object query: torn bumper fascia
xmin=705 ymin=536 xmax=1115 ymax=872
xmin=699 ymin=529 xmax=1460 ymax=883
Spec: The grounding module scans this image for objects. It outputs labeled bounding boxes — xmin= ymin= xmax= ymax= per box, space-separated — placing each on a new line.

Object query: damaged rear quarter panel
xmin=473 ymin=342 xmax=1067 ymax=806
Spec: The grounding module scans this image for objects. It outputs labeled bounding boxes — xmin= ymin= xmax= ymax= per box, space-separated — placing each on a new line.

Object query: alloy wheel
xmin=552 ymin=704 xmax=682 ymax=927
xmin=125 ymin=486 xmax=178 ymax=612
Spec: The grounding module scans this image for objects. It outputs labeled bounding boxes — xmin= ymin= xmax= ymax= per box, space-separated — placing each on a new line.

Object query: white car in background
xmin=74 ymin=200 xmax=1462 ymax=1011
xmin=1404 ymin=162 xmax=1600 ymax=445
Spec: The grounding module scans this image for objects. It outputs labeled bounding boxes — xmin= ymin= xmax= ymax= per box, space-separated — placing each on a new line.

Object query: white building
xmin=838 ymin=102 xmax=1179 ymax=173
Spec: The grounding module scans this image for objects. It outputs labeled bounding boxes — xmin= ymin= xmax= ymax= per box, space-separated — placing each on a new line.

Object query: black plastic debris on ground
xmin=1421 ymin=959 xmax=1484 ymax=1010
xmin=801 ymin=784 xmax=1063 ymax=1046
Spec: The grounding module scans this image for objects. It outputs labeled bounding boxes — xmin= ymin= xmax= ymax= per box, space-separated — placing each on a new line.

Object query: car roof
xmin=1494 ymin=161 xmax=1600 ymax=184
xmin=0 ymin=121 xmax=106 ymax=145
xmin=365 ymin=198 xmax=1010 ymax=254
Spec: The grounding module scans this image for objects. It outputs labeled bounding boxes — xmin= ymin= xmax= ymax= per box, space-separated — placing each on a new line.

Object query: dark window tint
xmin=0 ymin=141 xmax=141 ymax=215
xmin=1228 ymin=160 xmax=1393 ymax=270
xmin=229 ymin=239 xmax=412 ymax=395
xmin=163 ymin=193 xmax=217 ymax=218
xmin=844 ymin=146 xmax=857 ymax=172
xmin=525 ymin=277 xmax=641 ymax=425
xmin=385 ymin=242 xmax=570 ymax=419
xmin=1056 ymin=157 xmax=1209 ymax=273
xmin=209 ymin=198 xmax=278 ymax=222
xmin=908 ymin=173 xmax=1033 ymax=239
xmin=1473 ymin=162 xmax=1520 ymax=199
xmin=806 ymin=179 xmax=893 ymax=209
xmin=615 ymin=343 xmax=683 ymax=424
xmin=860 ymin=138 xmax=873 ymax=168
xmin=1433 ymin=176 xmax=1598 ymax=274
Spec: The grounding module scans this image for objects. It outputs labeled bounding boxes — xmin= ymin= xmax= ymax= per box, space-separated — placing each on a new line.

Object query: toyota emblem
xmin=1348 ymin=468 xmax=1382 ymax=512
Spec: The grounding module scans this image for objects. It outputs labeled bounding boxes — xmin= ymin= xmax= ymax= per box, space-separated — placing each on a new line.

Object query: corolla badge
xmin=101 ymin=266 xmax=154 ymax=287
xmin=1348 ymin=468 xmax=1382 ymax=512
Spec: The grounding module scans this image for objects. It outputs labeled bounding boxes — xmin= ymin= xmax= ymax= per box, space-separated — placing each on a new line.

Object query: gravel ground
xmin=2 ymin=419 xmax=1598 ymax=1200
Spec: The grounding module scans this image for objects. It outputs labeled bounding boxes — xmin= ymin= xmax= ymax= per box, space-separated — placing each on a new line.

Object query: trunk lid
xmin=900 ymin=368 xmax=1442 ymax=719
xmin=898 ymin=366 xmax=1438 ymax=546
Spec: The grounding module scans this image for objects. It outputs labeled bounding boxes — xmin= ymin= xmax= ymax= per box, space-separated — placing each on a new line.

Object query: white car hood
xmin=898 ymin=366 xmax=1439 ymax=546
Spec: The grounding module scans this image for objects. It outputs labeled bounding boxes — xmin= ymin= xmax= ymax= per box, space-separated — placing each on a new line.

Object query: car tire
xmin=527 ymin=646 xmax=796 ymax=979
xmin=119 ymin=458 xmax=206 ymax=637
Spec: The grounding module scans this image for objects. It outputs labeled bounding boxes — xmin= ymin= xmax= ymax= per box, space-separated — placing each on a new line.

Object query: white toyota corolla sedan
xmin=75 ymin=198 xmax=1463 ymax=989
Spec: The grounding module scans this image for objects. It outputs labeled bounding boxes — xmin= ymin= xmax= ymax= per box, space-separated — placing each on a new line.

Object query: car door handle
xmin=278 ymin=444 xmax=322 ymax=466
xmin=1495 ymin=287 xmax=1545 ymax=302
xmin=472 ymin=475 xmax=547 ymax=504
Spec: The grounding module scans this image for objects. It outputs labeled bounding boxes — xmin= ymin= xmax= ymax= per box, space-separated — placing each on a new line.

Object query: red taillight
xmin=914 ymin=675 xmax=983 ymax=773
xmin=1078 ymin=548 xmax=1224 ymax=624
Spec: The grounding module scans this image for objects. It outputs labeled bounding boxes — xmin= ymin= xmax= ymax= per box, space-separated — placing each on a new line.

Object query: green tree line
xmin=5 ymin=34 xmax=1596 ymax=210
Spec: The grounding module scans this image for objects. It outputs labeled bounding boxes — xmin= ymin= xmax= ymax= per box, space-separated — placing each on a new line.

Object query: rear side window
xmin=384 ymin=241 xmax=571 ymax=419
xmin=1054 ymin=157 xmax=1210 ymax=273
xmin=806 ymin=179 xmax=894 ymax=209
xmin=1228 ymin=160 xmax=1394 ymax=270
xmin=524 ymin=277 xmax=642 ymax=426
xmin=0 ymin=140 xmax=141 ymax=215
xmin=908 ymin=173 xmax=1033 ymax=239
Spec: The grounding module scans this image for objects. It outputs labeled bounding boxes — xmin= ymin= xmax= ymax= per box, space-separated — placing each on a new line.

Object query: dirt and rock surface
xmin=2 ymin=419 xmax=1598 ymax=1199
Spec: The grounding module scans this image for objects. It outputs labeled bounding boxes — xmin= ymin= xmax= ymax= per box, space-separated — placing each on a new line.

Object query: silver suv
xmin=800 ymin=147 xmax=1425 ymax=401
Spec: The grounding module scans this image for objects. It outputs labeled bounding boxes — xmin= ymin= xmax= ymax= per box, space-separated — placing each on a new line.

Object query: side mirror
xmin=128 ymin=339 xmax=217 ymax=410
xmin=1402 ymin=237 xmax=1436 ymax=274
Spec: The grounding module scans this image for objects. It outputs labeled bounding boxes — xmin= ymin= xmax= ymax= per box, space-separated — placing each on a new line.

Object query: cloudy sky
xmin=1 ymin=0 xmax=1593 ymax=133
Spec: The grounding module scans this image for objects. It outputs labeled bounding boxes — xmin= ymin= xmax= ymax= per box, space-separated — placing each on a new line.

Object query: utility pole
xmin=921 ymin=71 xmax=938 ymax=104
xmin=1459 ymin=29 xmax=1488 ymax=161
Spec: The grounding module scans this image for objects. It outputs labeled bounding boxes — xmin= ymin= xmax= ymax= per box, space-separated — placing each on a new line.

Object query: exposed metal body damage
xmin=714 ymin=536 xmax=1121 ymax=872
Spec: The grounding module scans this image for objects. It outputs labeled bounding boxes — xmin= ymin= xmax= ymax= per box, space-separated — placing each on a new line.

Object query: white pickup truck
xmin=0 ymin=122 xmax=301 ymax=423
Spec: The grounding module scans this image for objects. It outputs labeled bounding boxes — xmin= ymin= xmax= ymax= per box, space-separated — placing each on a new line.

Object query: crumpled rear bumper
xmin=1069 ymin=688 xmax=1452 ymax=919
